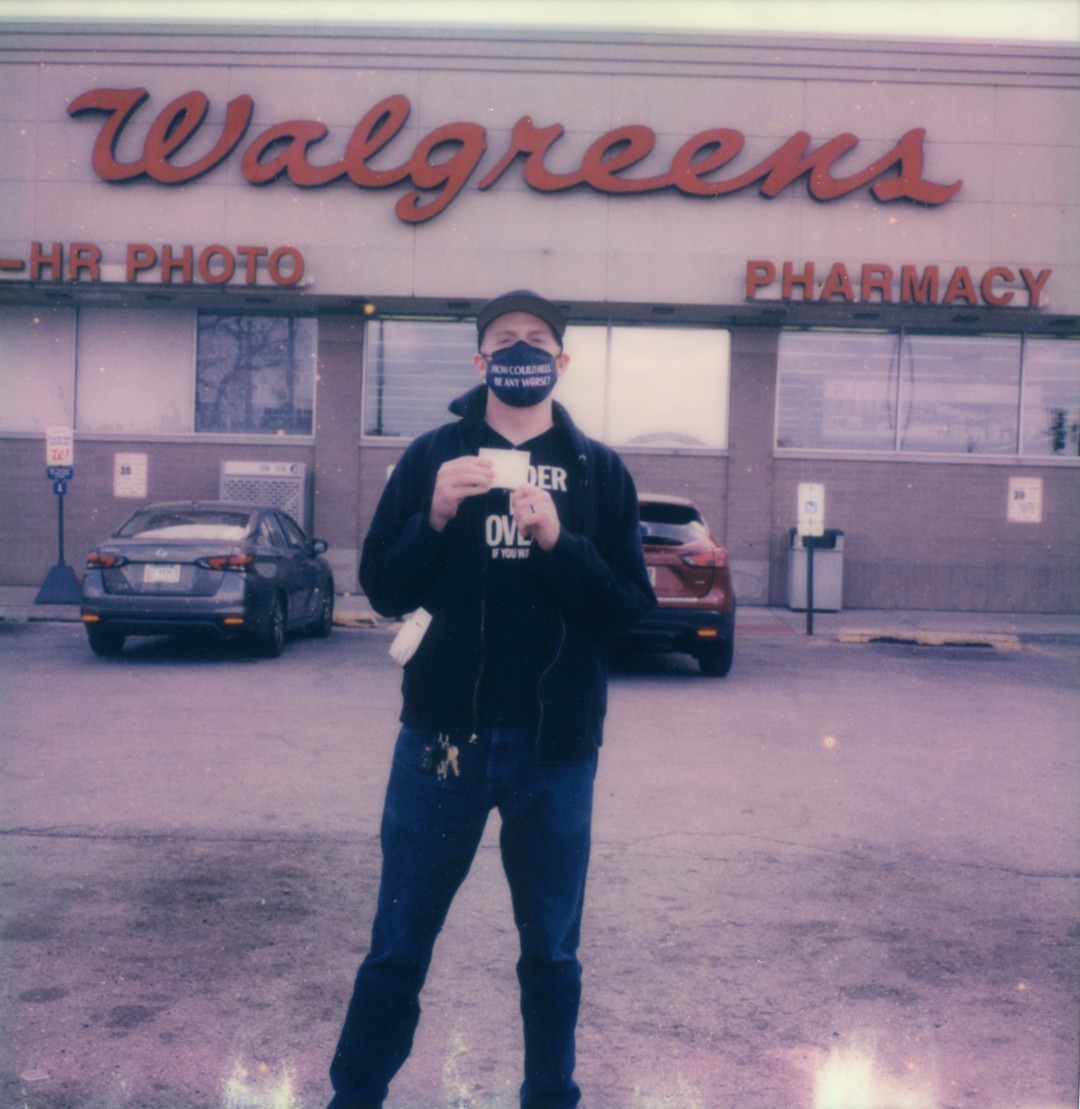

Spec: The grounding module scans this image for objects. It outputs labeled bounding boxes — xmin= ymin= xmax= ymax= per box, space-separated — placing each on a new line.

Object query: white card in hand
xmin=479 ymin=448 xmax=531 ymax=489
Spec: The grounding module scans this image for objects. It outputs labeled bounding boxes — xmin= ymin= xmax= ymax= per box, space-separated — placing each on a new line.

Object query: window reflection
xmin=0 ymin=306 xmax=75 ymax=432
xmin=607 ymin=327 xmax=729 ymax=449
xmin=78 ymin=308 xmax=194 ymax=434
xmin=1022 ymin=337 xmax=1080 ymax=457
xmin=777 ymin=331 xmax=898 ymax=450
xmin=196 ymin=315 xmax=317 ymax=436
xmin=900 ymin=334 xmax=1020 ymax=455
xmin=776 ymin=328 xmax=1078 ymax=458
xmin=363 ymin=320 xmax=478 ymax=439
xmin=364 ymin=319 xmax=731 ymax=450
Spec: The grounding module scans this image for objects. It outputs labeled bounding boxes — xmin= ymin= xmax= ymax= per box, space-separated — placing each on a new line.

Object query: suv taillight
xmin=679 ymin=542 xmax=727 ymax=568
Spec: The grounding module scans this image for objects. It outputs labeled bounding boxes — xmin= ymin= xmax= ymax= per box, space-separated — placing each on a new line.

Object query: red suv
xmin=620 ymin=494 xmax=736 ymax=676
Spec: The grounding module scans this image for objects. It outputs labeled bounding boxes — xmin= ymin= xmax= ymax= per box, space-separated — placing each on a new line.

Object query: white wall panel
xmin=610 ymin=74 xmax=806 ymax=137
xmin=804 ymin=80 xmax=996 ymax=143
xmin=33 ymin=180 xmax=228 ymax=243
xmin=0 ymin=62 xmax=38 ymax=121
xmin=992 ymin=203 xmax=1076 ymax=262
xmin=994 ymin=86 xmax=1080 ymax=146
xmin=993 ymin=144 xmax=1080 ymax=205
xmin=225 ymin=66 xmax=422 ymax=127
xmin=412 ymin=190 xmax=607 ymax=301
xmin=797 ymin=195 xmax=994 ymax=266
xmin=416 ymin=70 xmax=614 ymax=131
xmin=0 ymin=119 xmax=37 ymax=181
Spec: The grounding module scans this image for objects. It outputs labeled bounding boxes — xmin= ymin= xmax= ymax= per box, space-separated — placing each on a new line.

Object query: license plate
xmin=143 ymin=563 xmax=181 ymax=584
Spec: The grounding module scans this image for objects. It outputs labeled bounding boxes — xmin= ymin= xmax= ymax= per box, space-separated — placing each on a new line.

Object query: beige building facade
xmin=1 ymin=23 xmax=1077 ymax=610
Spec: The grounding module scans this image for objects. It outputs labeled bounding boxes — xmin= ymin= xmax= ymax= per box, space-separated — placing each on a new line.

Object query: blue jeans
xmin=329 ymin=724 xmax=598 ymax=1109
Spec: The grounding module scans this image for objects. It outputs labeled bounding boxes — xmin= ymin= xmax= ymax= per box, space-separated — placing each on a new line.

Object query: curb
xmin=333 ymin=611 xmax=379 ymax=629
xmin=836 ymin=629 xmax=1023 ymax=651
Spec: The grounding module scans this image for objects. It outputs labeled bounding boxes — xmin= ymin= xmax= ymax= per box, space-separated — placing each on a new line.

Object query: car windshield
xmin=116 ymin=509 xmax=251 ymax=541
xmin=639 ymin=502 xmax=709 ymax=546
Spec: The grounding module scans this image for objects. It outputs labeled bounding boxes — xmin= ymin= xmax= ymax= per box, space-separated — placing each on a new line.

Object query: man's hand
xmin=429 ymin=456 xmax=495 ymax=532
xmin=510 ymin=484 xmax=561 ymax=551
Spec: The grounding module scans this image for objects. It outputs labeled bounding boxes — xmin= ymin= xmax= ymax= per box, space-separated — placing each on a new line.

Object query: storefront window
xmin=777 ymin=329 xmax=1077 ymax=458
xmin=1021 ymin=337 xmax=1080 ymax=457
xmin=363 ymin=318 xmax=730 ymax=450
xmin=196 ymin=315 xmax=316 ymax=435
xmin=363 ymin=319 xmax=478 ymax=438
xmin=606 ymin=327 xmax=729 ymax=449
xmin=77 ymin=308 xmax=195 ymax=434
xmin=899 ymin=334 xmax=1020 ymax=455
xmin=776 ymin=331 xmax=898 ymax=451
xmin=0 ymin=306 xmax=75 ymax=432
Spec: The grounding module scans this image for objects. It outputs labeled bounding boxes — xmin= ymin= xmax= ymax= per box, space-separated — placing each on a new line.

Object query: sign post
xmin=35 ymin=427 xmax=83 ymax=604
xmin=797 ymin=483 xmax=826 ymax=636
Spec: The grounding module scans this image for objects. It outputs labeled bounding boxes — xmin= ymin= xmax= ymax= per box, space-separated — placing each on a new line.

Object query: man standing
xmin=329 ymin=290 xmax=655 ymax=1108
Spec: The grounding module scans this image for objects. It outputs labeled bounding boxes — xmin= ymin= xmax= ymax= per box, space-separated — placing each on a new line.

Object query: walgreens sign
xmin=68 ymin=89 xmax=962 ymax=225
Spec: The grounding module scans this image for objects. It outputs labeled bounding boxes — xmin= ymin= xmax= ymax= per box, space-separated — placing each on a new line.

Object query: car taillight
xmin=679 ymin=543 xmax=727 ymax=568
xmin=86 ymin=551 xmax=126 ymax=568
xmin=198 ymin=554 xmax=256 ymax=571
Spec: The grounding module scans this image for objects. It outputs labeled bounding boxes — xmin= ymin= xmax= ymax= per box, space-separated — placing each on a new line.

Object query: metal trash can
xmin=786 ymin=527 xmax=844 ymax=611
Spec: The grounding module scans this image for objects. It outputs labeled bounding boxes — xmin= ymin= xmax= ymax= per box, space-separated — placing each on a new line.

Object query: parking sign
xmin=797 ymin=483 xmax=825 ymax=537
xmin=46 ymin=426 xmax=74 ymax=468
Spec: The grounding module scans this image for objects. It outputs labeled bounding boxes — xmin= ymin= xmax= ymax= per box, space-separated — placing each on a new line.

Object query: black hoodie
xmin=359 ymin=385 xmax=656 ymax=761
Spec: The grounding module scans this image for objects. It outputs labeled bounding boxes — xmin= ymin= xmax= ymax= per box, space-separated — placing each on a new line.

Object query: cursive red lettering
xmin=242 ymin=120 xmax=345 ymax=186
xmin=669 ymin=130 xmax=744 ymax=196
xmin=761 ymin=133 xmax=860 ymax=198
xmin=68 ymin=86 xmax=967 ymax=224
xmin=580 ymin=126 xmax=669 ymax=194
xmin=143 ymin=91 xmax=252 ymax=184
xmin=396 ymin=123 xmax=487 ymax=223
xmin=68 ymin=87 xmax=150 ymax=181
xmin=868 ymin=129 xmax=962 ymax=205
xmin=478 ymin=116 xmax=583 ymax=192
xmin=343 ymin=95 xmax=413 ymax=188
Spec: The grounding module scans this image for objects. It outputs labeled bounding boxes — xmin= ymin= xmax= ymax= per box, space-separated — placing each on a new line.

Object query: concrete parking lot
xmin=1 ymin=615 xmax=1077 ymax=1109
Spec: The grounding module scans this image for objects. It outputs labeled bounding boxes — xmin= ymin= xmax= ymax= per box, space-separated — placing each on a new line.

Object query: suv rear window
xmin=639 ymin=502 xmax=708 ymax=546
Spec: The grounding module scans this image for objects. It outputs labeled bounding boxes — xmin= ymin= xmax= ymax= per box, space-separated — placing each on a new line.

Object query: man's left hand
xmin=510 ymin=484 xmax=561 ymax=551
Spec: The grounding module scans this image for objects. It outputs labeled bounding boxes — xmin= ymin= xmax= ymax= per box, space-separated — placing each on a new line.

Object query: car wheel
xmin=697 ymin=635 xmax=734 ymax=677
xmin=311 ymin=588 xmax=334 ymax=638
xmin=254 ymin=594 xmax=287 ymax=658
xmin=87 ymin=626 xmax=125 ymax=657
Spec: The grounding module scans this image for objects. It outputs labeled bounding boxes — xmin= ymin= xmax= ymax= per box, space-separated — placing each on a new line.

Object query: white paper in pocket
xmin=389 ymin=608 xmax=432 ymax=666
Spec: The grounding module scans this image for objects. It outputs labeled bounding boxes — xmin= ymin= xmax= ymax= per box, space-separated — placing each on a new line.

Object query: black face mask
xmin=484 ymin=341 xmax=558 ymax=408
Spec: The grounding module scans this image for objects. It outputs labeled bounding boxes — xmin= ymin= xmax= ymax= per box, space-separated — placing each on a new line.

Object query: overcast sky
xmin=0 ymin=0 xmax=1077 ymax=43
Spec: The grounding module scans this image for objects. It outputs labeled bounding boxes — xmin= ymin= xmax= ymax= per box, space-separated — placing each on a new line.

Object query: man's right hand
xmin=429 ymin=456 xmax=495 ymax=532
